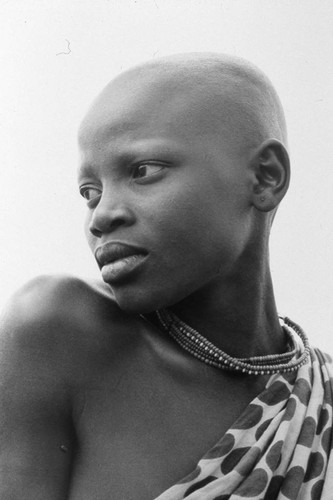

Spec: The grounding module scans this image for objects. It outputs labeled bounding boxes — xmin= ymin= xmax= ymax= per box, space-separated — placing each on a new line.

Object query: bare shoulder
xmin=0 ymin=275 xmax=126 ymax=498
xmin=0 ymin=275 xmax=146 ymax=498
xmin=0 ymin=274 xmax=141 ymax=376
xmin=1 ymin=273 xmax=117 ymax=329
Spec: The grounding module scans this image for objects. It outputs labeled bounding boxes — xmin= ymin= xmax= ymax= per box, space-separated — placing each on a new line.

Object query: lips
xmin=95 ymin=242 xmax=148 ymax=266
xmin=95 ymin=242 xmax=148 ymax=283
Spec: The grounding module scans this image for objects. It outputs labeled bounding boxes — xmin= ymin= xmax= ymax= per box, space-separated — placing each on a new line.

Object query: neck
xmin=169 ymin=256 xmax=285 ymax=359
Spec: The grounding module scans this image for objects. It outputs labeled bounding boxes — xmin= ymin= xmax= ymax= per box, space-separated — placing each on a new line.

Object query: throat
xmin=167 ymin=278 xmax=286 ymax=360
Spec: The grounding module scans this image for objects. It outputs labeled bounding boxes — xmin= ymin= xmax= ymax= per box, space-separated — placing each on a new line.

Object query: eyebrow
xmin=77 ymin=138 xmax=186 ymax=182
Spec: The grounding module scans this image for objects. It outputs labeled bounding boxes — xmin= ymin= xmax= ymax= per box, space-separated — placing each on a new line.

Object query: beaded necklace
xmin=155 ymin=309 xmax=310 ymax=375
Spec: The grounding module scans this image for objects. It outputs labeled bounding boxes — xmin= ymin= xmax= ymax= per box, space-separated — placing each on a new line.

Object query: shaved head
xmin=78 ymin=53 xmax=290 ymax=311
xmin=80 ymin=52 xmax=287 ymax=160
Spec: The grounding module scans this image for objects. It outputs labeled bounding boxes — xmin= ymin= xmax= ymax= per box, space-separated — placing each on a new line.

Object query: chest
xmin=68 ymin=359 xmax=266 ymax=499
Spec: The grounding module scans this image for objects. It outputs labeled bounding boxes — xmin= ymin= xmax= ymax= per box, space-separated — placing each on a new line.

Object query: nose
xmin=88 ymin=193 xmax=135 ymax=238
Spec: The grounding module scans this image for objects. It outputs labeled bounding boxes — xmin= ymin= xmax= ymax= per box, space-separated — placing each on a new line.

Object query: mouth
xmin=95 ymin=242 xmax=148 ymax=283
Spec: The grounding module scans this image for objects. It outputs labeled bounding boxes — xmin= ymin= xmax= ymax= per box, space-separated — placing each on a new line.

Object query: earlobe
xmin=251 ymin=139 xmax=290 ymax=212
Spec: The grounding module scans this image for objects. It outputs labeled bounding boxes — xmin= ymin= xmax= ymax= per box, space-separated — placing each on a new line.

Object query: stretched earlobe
xmin=251 ymin=139 xmax=290 ymax=212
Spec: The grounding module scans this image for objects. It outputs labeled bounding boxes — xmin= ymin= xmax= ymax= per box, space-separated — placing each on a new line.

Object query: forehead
xmin=78 ymin=70 xmax=237 ymax=154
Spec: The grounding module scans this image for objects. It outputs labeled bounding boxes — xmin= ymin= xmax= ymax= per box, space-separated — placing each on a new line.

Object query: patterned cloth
xmin=155 ymin=347 xmax=333 ymax=500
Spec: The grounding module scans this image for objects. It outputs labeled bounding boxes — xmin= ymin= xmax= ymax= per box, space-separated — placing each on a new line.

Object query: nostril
xmin=89 ymin=212 xmax=130 ymax=237
xmin=89 ymin=225 xmax=103 ymax=238
xmin=109 ymin=219 xmax=125 ymax=230
xmin=88 ymin=203 xmax=135 ymax=236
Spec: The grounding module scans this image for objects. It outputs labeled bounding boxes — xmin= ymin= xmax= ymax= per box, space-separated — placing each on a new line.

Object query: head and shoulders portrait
xmin=1 ymin=2 xmax=333 ymax=499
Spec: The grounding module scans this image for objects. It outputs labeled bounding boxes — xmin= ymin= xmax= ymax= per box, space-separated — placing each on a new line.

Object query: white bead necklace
xmin=155 ymin=309 xmax=310 ymax=376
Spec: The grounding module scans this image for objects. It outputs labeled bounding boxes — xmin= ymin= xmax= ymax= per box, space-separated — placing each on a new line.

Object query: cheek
xmin=147 ymin=183 xmax=248 ymax=272
xmin=147 ymin=193 xmax=218 ymax=266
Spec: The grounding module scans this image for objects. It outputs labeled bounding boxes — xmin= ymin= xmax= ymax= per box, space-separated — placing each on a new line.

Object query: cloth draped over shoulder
xmin=154 ymin=346 xmax=333 ymax=500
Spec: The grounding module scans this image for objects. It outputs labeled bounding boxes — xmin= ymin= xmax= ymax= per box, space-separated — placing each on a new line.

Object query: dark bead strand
xmin=156 ymin=309 xmax=311 ymax=376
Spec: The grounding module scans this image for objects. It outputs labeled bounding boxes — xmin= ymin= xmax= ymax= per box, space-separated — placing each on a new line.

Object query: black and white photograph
xmin=1 ymin=1 xmax=333 ymax=498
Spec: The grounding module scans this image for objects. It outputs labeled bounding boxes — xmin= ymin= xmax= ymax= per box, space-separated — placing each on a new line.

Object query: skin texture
xmin=0 ymin=53 xmax=290 ymax=499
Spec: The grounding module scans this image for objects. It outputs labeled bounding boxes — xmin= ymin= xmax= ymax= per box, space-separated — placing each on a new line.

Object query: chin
xmin=111 ymin=282 xmax=184 ymax=315
xmin=111 ymin=288 xmax=161 ymax=315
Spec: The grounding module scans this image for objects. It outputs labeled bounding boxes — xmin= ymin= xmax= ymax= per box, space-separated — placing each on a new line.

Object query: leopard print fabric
xmin=155 ymin=342 xmax=333 ymax=499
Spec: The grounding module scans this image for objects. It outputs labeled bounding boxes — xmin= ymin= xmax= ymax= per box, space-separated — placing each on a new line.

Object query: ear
xmin=251 ymin=139 xmax=290 ymax=212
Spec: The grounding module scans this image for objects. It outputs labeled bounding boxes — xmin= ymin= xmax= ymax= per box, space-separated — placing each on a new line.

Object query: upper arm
xmin=0 ymin=277 xmax=77 ymax=499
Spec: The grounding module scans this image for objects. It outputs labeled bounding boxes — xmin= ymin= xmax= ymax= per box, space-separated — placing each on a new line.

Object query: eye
xmin=132 ymin=162 xmax=165 ymax=179
xmin=79 ymin=186 xmax=102 ymax=202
